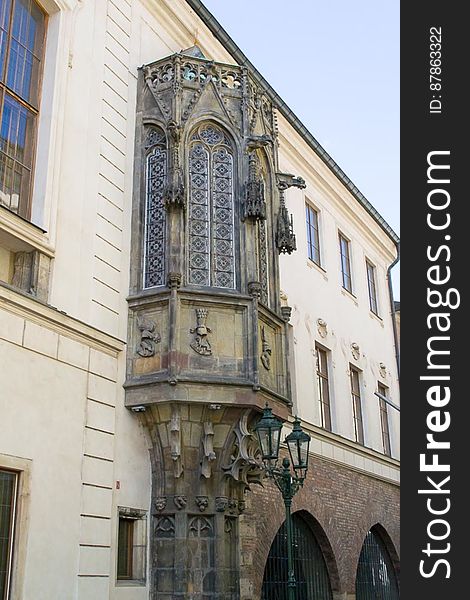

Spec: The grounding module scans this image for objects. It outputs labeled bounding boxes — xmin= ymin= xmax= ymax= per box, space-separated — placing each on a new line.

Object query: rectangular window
xmin=366 ymin=260 xmax=379 ymax=315
xmin=315 ymin=345 xmax=331 ymax=430
xmin=339 ymin=233 xmax=352 ymax=292
xmin=0 ymin=469 xmax=18 ymax=600
xmin=378 ymin=383 xmax=391 ymax=456
xmin=0 ymin=0 xmax=46 ymax=218
xmin=350 ymin=366 xmax=364 ymax=444
xmin=305 ymin=203 xmax=321 ymax=265
xmin=117 ymin=508 xmax=146 ymax=584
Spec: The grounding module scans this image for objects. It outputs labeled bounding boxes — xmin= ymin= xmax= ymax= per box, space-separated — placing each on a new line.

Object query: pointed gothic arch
xmin=355 ymin=525 xmax=400 ymax=600
xmin=261 ymin=511 xmax=334 ymax=600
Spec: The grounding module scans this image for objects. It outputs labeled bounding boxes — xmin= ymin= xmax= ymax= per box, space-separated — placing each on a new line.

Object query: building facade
xmin=0 ymin=1 xmax=399 ymax=600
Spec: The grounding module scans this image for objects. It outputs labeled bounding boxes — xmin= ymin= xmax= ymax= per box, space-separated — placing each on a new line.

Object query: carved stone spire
xmin=244 ymin=152 xmax=266 ymax=220
xmin=275 ymin=172 xmax=306 ymax=254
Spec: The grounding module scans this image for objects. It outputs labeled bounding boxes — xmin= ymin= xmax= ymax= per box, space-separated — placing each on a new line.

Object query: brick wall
xmin=239 ymin=451 xmax=400 ymax=599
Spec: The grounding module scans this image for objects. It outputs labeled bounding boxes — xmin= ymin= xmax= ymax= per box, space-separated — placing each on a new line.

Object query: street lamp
xmin=254 ymin=405 xmax=311 ymax=600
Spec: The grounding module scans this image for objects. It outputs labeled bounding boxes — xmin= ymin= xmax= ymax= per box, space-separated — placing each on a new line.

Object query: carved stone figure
xmin=260 ymin=326 xmax=272 ymax=370
xmin=317 ymin=318 xmax=328 ymax=338
xmin=379 ymin=362 xmax=387 ymax=378
xmin=195 ymin=495 xmax=209 ymax=512
xmin=173 ymin=495 xmax=187 ymax=510
xmin=215 ymin=496 xmax=228 ymax=512
xmin=190 ymin=308 xmax=212 ymax=356
xmin=136 ymin=317 xmax=161 ymax=357
xmin=154 ymin=497 xmax=167 ymax=513
xmin=351 ymin=342 xmax=361 ymax=360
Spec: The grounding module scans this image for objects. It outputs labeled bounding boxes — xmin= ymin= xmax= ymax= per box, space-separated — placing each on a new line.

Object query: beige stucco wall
xmin=0 ymin=0 xmax=399 ymax=598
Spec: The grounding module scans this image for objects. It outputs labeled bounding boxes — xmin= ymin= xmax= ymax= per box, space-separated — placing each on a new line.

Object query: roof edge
xmin=184 ymin=0 xmax=400 ymax=248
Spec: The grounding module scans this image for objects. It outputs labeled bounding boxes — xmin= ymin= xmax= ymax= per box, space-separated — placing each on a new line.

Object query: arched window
xmin=262 ymin=512 xmax=333 ymax=600
xmin=144 ymin=126 xmax=167 ymax=288
xmin=356 ymin=528 xmax=399 ymax=600
xmin=188 ymin=123 xmax=235 ymax=289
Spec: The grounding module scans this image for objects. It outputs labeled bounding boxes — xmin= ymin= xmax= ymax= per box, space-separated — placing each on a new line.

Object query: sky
xmin=201 ymin=0 xmax=400 ymax=298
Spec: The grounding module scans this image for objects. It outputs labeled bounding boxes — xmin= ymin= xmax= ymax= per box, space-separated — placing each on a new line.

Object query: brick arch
xmin=351 ymin=503 xmax=400 ymax=586
xmin=250 ymin=489 xmax=341 ymax=598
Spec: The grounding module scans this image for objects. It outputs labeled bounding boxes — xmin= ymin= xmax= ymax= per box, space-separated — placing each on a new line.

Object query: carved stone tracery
xmin=222 ymin=410 xmax=264 ymax=490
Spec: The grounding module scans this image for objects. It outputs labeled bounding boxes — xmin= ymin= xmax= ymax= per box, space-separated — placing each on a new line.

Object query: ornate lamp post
xmin=254 ymin=405 xmax=311 ymax=600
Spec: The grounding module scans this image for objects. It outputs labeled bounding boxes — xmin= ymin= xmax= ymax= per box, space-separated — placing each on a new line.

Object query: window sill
xmin=306 ymin=258 xmax=328 ymax=280
xmin=341 ymin=286 xmax=358 ymax=306
xmin=369 ymin=310 xmax=384 ymax=326
xmin=0 ymin=206 xmax=54 ymax=257
xmin=115 ymin=580 xmax=147 ymax=587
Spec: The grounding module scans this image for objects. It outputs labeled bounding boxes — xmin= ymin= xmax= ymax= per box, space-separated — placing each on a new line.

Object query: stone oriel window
xmin=0 ymin=0 xmax=46 ymax=219
xmin=188 ymin=123 xmax=235 ymax=289
xmin=0 ymin=469 xmax=17 ymax=599
xmin=143 ymin=126 xmax=167 ymax=288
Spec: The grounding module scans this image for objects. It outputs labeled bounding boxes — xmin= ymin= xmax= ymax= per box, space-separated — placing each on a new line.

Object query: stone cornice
xmin=0 ymin=283 xmax=124 ymax=355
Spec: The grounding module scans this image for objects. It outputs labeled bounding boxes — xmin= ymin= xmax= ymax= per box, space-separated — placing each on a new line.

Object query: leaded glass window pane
xmin=188 ymin=124 xmax=235 ymax=289
xmin=144 ymin=127 xmax=167 ymax=288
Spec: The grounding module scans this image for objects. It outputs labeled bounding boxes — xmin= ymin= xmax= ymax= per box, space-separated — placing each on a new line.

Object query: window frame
xmin=315 ymin=343 xmax=332 ymax=431
xmin=305 ymin=201 xmax=321 ymax=266
xmin=338 ymin=231 xmax=353 ymax=293
xmin=0 ymin=0 xmax=47 ymax=220
xmin=116 ymin=507 xmax=147 ymax=586
xmin=0 ymin=468 xmax=18 ymax=600
xmin=378 ymin=382 xmax=392 ymax=457
xmin=349 ymin=365 xmax=364 ymax=445
xmin=366 ymin=259 xmax=379 ymax=316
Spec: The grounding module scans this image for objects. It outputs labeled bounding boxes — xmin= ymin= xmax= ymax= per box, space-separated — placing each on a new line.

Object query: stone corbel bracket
xmin=201 ymin=421 xmax=217 ymax=478
xmin=170 ymin=405 xmax=183 ymax=478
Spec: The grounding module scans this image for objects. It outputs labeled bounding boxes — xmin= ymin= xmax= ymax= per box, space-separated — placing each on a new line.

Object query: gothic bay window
xmin=0 ymin=0 xmax=45 ymax=218
xmin=144 ymin=126 xmax=167 ymax=288
xmin=188 ymin=123 xmax=235 ymax=289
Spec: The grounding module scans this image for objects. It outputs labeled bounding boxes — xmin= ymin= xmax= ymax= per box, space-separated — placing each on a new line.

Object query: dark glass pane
xmin=4 ymin=0 xmax=44 ymax=107
xmin=0 ymin=470 xmax=16 ymax=600
xmin=117 ymin=518 xmax=133 ymax=579
xmin=261 ymin=513 xmax=333 ymax=600
xmin=356 ymin=530 xmax=399 ymax=600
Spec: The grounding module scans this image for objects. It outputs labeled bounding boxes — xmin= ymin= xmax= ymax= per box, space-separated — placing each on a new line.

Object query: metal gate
xmin=356 ymin=529 xmax=399 ymax=600
xmin=261 ymin=512 xmax=333 ymax=600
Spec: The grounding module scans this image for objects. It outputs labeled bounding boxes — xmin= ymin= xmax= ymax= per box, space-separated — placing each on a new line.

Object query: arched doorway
xmin=356 ymin=527 xmax=399 ymax=599
xmin=261 ymin=512 xmax=333 ymax=600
